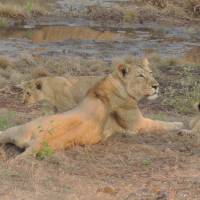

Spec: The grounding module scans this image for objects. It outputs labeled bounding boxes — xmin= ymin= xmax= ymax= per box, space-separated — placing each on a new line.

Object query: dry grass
xmin=0 ymin=54 xmax=109 ymax=87
xmin=0 ymin=2 xmax=25 ymax=18
xmin=86 ymin=5 xmax=124 ymax=22
xmin=31 ymin=66 xmax=50 ymax=78
xmin=122 ymin=0 xmax=200 ymax=23
xmin=0 ymin=0 xmax=49 ymax=19
xmin=0 ymin=75 xmax=8 ymax=89
xmin=0 ymin=0 xmax=198 ymax=24
xmin=0 ymin=56 xmax=12 ymax=69
xmin=146 ymin=53 xmax=200 ymax=114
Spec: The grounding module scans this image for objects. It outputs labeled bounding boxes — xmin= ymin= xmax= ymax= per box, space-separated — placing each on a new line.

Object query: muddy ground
xmin=0 ymin=0 xmax=200 ymax=200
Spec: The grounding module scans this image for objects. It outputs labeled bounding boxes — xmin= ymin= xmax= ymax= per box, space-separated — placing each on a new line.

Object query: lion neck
xmin=88 ymin=74 xmax=137 ymax=112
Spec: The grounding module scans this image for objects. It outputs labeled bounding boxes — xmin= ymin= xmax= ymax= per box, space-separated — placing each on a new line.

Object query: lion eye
xmin=137 ymin=74 xmax=145 ymax=78
xmin=27 ymin=92 xmax=31 ymax=96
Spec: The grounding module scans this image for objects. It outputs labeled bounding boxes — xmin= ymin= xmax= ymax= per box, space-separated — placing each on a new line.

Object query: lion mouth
xmin=147 ymin=88 xmax=159 ymax=100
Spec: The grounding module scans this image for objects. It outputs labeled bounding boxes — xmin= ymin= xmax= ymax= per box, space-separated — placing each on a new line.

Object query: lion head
xmin=113 ymin=56 xmax=159 ymax=101
xmin=22 ymin=80 xmax=45 ymax=104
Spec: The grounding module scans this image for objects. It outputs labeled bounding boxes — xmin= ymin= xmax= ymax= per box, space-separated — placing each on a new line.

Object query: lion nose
xmin=152 ymin=85 xmax=158 ymax=90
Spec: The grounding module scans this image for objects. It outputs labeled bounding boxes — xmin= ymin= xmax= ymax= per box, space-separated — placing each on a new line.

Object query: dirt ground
xmin=0 ymin=0 xmax=200 ymax=200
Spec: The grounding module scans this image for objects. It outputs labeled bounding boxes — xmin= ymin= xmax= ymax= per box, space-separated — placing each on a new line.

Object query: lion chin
xmin=147 ymin=93 xmax=159 ymax=100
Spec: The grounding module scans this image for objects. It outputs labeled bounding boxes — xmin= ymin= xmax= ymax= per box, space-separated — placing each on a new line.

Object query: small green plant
xmin=36 ymin=141 xmax=54 ymax=160
xmin=0 ymin=116 xmax=9 ymax=130
xmin=142 ymin=159 xmax=152 ymax=167
xmin=123 ymin=10 xmax=136 ymax=22
xmin=25 ymin=30 xmax=33 ymax=39
xmin=0 ymin=18 xmax=8 ymax=28
xmin=26 ymin=0 xmax=33 ymax=13
xmin=0 ymin=111 xmax=16 ymax=131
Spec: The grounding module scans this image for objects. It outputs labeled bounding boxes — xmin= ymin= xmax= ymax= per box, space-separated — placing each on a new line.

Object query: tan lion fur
xmin=0 ymin=57 xmax=183 ymax=157
xmin=22 ymin=76 xmax=103 ymax=112
xmin=179 ymin=103 xmax=200 ymax=144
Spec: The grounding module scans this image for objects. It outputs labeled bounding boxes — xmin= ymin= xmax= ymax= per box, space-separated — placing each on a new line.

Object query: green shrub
xmin=36 ymin=141 xmax=54 ymax=160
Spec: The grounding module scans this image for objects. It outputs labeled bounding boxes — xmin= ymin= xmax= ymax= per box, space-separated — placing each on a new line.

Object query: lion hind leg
xmin=0 ymin=131 xmax=12 ymax=145
xmin=0 ymin=127 xmax=32 ymax=150
xmin=14 ymin=140 xmax=42 ymax=160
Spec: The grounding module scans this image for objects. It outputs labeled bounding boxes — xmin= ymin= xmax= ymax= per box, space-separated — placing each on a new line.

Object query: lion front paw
xmin=166 ymin=122 xmax=183 ymax=132
xmin=177 ymin=129 xmax=193 ymax=137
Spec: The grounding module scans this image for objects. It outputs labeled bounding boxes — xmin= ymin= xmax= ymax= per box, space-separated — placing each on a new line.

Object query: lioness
xmin=0 ymin=59 xmax=183 ymax=157
xmin=22 ymin=76 xmax=103 ymax=112
xmin=179 ymin=103 xmax=200 ymax=144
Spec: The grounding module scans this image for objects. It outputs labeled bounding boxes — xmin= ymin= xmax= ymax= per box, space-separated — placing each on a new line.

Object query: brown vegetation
xmin=0 ymin=0 xmax=53 ymax=21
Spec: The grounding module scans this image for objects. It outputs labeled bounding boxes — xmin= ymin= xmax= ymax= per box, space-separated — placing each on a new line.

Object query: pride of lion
xmin=0 ymin=56 xmax=190 ymax=157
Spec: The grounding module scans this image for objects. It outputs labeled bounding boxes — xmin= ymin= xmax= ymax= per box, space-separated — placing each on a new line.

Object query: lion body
xmin=188 ymin=103 xmax=200 ymax=140
xmin=0 ymin=57 xmax=183 ymax=157
xmin=179 ymin=103 xmax=200 ymax=144
xmin=190 ymin=115 xmax=200 ymax=133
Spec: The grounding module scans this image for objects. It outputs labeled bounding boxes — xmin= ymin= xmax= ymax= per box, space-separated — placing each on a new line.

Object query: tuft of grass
xmin=149 ymin=0 xmax=167 ymax=9
xmin=0 ymin=75 xmax=8 ymax=89
xmin=137 ymin=4 xmax=160 ymax=22
xmin=0 ymin=111 xmax=16 ymax=131
xmin=0 ymin=56 xmax=11 ymax=69
xmin=123 ymin=10 xmax=136 ymax=22
xmin=25 ymin=0 xmax=48 ymax=16
xmin=36 ymin=141 xmax=54 ymax=160
xmin=26 ymin=0 xmax=33 ymax=13
xmin=0 ymin=116 xmax=9 ymax=130
xmin=162 ymin=3 xmax=189 ymax=19
xmin=142 ymin=159 xmax=152 ymax=167
xmin=25 ymin=30 xmax=33 ymax=40
xmin=0 ymin=1 xmax=48 ymax=19
xmin=0 ymin=2 xmax=26 ymax=19
xmin=86 ymin=5 xmax=124 ymax=22
xmin=0 ymin=17 xmax=8 ymax=27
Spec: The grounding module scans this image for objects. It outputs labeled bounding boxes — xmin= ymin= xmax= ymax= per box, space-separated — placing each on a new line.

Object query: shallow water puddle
xmin=0 ymin=24 xmax=199 ymax=60
xmin=0 ymin=26 xmax=132 ymax=43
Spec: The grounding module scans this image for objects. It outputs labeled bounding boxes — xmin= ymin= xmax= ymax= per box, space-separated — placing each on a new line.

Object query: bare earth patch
xmin=0 ymin=132 xmax=200 ymax=199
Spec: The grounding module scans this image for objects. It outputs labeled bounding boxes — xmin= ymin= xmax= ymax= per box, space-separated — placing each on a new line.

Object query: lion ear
xmin=117 ymin=64 xmax=130 ymax=78
xmin=194 ymin=102 xmax=200 ymax=112
xmin=35 ymin=80 xmax=42 ymax=90
xmin=143 ymin=57 xmax=149 ymax=69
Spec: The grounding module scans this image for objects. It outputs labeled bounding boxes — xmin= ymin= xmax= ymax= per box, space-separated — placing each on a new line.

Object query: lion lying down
xmin=22 ymin=75 xmax=103 ymax=112
xmin=179 ymin=103 xmax=200 ymax=144
xmin=0 ymin=58 xmax=183 ymax=157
